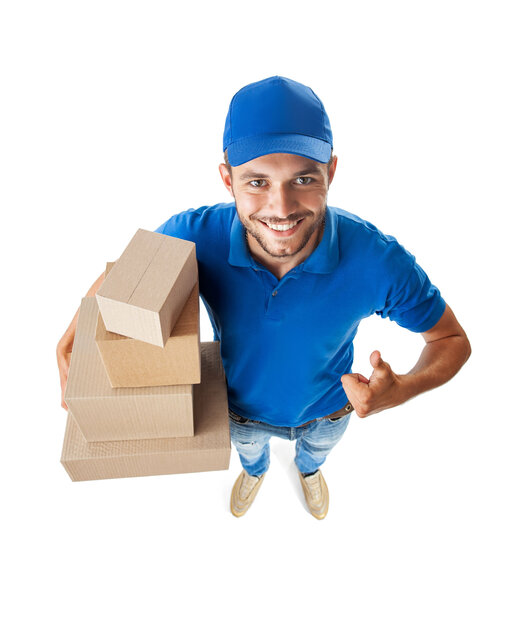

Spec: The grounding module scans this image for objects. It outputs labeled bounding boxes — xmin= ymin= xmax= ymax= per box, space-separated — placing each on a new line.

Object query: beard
xmin=238 ymin=204 xmax=327 ymax=259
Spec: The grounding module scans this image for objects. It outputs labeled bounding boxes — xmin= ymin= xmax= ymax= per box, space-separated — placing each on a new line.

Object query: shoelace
xmin=305 ymin=473 xmax=322 ymax=501
xmin=239 ymin=474 xmax=259 ymax=499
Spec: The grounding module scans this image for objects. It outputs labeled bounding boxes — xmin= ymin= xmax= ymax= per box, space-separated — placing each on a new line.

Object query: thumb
xmin=369 ymin=350 xmax=384 ymax=370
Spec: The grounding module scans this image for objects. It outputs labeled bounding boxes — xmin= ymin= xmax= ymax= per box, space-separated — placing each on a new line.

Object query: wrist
xmin=396 ymin=373 xmax=421 ymax=404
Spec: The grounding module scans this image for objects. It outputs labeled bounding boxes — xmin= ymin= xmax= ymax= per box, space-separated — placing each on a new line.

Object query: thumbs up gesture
xmin=340 ymin=350 xmax=405 ymax=418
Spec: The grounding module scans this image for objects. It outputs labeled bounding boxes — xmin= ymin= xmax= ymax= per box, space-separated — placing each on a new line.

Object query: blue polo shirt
xmin=156 ymin=202 xmax=446 ymax=427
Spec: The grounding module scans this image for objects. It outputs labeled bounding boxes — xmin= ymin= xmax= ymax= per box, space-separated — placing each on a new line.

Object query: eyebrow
xmin=238 ymin=164 xmax=324 ymax=181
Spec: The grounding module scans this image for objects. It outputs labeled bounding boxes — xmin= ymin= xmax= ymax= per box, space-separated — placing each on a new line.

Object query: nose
xmin=267 ymin=183 xmax=297 ymax=219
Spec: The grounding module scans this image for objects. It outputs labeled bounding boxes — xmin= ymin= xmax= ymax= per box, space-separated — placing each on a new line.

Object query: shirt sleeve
xmin=154 ymin=205 xmax=227 ymax=249
xmin=154 ymin=208 xmax=208 ymax=252
xmin=376 ymin=243 xmax=446 ymax=333
xmin=154 ymin=211 xmax=194 ymax=239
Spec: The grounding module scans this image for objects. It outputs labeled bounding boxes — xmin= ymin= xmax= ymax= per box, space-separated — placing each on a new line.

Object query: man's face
xmin=219 ymin=153 xmax=337 ymax=260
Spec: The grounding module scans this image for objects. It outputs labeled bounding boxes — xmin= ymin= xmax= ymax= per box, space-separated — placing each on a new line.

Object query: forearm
xmin=341 ymin=304 xmax=471 ymax=417
xmin=399 ymin=333 xmax=471 ymax=402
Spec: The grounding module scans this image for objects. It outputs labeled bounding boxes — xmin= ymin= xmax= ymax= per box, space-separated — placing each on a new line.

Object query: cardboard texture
xmin=61 ymin=342 xmax=230 ymax=481
xmin=65 ymin=297 xmax=194 ymax=441
xmin=96 ymin=229 xmax=197 ymax=347
xmin=95 ymin=268 xmax=201 ymax=388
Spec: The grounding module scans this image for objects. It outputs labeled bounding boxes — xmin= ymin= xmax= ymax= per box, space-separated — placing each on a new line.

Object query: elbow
xmin=465 ymin=337 xmax=472 ymax=363
xmin=461 ymin=331 xmax=472 ymax=365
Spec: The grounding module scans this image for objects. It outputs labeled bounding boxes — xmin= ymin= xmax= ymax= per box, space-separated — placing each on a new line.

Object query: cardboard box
xmin=96 ymin=229 xmax=197 ymax=347
xmin=65 ymin=297 xmax=194 ymax=441
xmin=61 ymin=342 xmax=230 ymax=481
xmin=95 ymin=264 xmax=201 ymax=388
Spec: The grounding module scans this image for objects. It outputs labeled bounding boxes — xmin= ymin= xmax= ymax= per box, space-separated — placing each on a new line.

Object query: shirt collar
xmin=228 ymin=205 xmax=339 ymax=274
xmin=301 ymin=205 xmax=339 ymax=274
xmin=228 ymin=207 xmax=253 ymax=268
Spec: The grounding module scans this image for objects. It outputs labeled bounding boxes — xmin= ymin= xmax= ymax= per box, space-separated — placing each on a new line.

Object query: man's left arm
xmin=341 ymin=303 xmax=471 ymax=418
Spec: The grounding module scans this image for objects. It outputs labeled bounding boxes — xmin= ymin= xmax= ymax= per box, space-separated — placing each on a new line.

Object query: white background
xmin=1 ymin=1 xmax=518 ymax=625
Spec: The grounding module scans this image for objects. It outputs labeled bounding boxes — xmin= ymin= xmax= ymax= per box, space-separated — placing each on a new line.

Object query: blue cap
xmin=223 ymin=76 xmax=333 ymax=167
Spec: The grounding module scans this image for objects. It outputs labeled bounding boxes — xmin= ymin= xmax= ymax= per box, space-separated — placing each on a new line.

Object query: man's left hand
xmin=340 ymin=350 xmax=406 ymax=418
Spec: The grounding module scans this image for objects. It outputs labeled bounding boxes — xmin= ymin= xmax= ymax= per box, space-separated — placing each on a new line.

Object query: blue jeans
xmin=229 ymin=405 xmax=353 ymax=477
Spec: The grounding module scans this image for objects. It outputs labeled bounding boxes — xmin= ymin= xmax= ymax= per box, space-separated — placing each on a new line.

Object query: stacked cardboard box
xmin=60 ymin=229 xmax=230 ymax=481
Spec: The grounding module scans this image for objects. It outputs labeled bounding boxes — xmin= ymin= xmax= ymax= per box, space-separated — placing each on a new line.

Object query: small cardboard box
xmin=61 ymin=342 xmax=230 ymax=481
xmin=95 ymin=263 xmax=201 ymax=388
xmin=65 ymin=297 xmax=194 ymax=441
xmin=96 ymin=229 xmax=197 ymax=347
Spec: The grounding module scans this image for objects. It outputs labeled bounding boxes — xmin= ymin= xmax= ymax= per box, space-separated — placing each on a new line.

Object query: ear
xmin=327 ymin=155 xmax=338 ymax=187
xmin=218 ymin=163 xmax=234 ymax=197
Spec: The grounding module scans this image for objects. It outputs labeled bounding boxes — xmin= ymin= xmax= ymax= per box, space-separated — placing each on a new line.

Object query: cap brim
xmin=226 ymin=133 xmax=332 ymax=166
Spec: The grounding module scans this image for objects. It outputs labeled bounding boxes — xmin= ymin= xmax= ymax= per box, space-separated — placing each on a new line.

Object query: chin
xmin=263 ymin=238 xmax=306 ymax=258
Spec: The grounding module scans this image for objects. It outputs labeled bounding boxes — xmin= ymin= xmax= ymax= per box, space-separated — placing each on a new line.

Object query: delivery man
xmin=57 ymin=76 xmax=471 ymax=519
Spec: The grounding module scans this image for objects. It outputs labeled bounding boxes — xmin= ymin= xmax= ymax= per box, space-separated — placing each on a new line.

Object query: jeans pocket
xmin=322 ymin=402 xmax=354 ymax=423
xmin=327 ymin=414 xmax=348 ymax=423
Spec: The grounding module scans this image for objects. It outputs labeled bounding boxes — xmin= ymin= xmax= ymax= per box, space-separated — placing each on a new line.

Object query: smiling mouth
xmin=258 ymin=218 xmax=304 ymax=235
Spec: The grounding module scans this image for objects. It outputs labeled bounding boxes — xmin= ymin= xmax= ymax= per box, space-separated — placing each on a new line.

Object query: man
xmin=57 ymin=76 xmax=471 ymax=519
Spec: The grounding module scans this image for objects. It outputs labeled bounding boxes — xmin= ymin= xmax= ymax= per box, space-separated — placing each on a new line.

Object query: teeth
xmin=263 ymin=221 xmax=299 ymax=232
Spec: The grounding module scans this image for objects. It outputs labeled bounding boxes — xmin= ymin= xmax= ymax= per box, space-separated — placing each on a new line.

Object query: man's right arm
xmin=56 ymin=270 xmax=105 ymax=410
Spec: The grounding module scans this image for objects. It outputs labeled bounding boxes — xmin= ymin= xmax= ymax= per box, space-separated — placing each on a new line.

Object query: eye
xmin=249 ymin=179 xmax=266 ymax=188
xmin=295 ymin=176 xmax=313 ymax=185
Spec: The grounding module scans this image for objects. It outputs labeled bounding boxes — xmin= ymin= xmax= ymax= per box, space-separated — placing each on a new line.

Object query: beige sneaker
xmin=298 ymin=469 xmax=329 ymax=519
xmin=230 ymin=469 xmax=265 ymax=517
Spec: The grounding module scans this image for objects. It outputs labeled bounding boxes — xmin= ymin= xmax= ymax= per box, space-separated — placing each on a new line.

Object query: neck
xmin=247 ymin=222 xmax=324 ymax=280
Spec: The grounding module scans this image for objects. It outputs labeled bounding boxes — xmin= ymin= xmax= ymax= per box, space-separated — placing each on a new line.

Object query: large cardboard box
xmin=61 ymin=342 xmax=230 ymax=481
xmin=96 ymin=229 xmax=197 ymax=347
xmin=96 ymin=269 xmax=201 ymax=388
xmin=65 ymin=297 xmax=194 ymax=441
